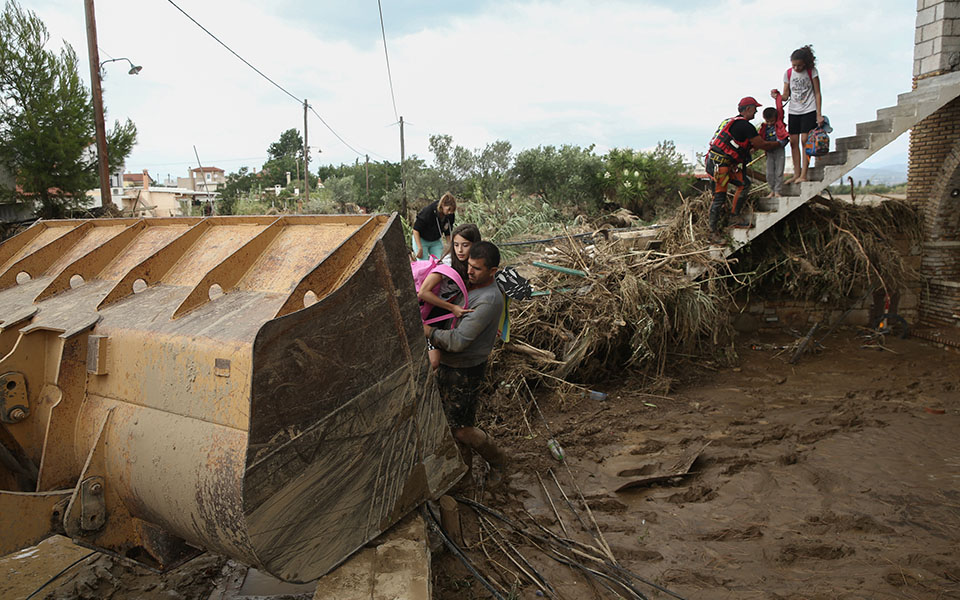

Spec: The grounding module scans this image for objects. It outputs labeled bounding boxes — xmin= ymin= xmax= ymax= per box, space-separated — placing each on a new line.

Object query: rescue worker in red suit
xmin=706 ymin=97 xmax=783 ymax=235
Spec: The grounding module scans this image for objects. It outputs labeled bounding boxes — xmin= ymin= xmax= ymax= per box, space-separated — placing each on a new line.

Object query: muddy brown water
xmin=2 ymin=332 xmax=957 ymax=599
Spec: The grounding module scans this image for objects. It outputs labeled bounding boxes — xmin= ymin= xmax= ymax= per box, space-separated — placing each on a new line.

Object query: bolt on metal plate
xmin=80 ymin=476 xmax=106 ymax=532
xmin=0 ymin=372 xmax=28 ymax=423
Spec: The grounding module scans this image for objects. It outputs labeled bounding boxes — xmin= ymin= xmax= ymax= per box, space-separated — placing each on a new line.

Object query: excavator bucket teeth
xmin=0 ymin=215 xmax=463 ymax=582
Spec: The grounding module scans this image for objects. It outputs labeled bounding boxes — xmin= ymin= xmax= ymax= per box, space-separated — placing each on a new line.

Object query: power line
xmin=377 ymin=0 xmax=399 ymax=122
xmin=165 ymin=0 xmax=365 ymax=158
xmin=165 ymin=0 xmax=302 ymax=105
xmin=308 ymin=105 xmax=364 ymax=157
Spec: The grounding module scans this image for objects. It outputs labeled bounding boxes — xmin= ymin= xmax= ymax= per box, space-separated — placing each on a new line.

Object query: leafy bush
xmin=457 ymin=196 xmax=564 ymax=261
xmin=513 ymin=145 xmax=604 ymax=214
xmin=234 ymin=197 xmax=271 ymax=215
xmin=600 ymin=141 xmax=692 ymax=219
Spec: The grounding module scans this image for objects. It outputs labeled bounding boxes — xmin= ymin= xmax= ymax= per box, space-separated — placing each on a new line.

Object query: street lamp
xmin=84 ymin=0 xmax=141 ymax=211
xmin=87 ymin=56 xmax=141 ymax=211
xmin=100 ymin=57 xmax=143 ymax=76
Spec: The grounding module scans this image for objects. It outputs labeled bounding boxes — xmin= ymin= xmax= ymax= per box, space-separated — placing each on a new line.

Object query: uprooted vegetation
xmin=735 ymin=195 xmax=922 ymax=302
xmin=490 ymin=192 xmax=922 ymax=399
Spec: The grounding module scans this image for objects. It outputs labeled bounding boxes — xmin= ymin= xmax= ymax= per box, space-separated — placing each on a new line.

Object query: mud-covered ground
xmin=435 ymin=331 xmax=960 ymax=599
xmin=3 ymin=331 xmax=957 ymax=599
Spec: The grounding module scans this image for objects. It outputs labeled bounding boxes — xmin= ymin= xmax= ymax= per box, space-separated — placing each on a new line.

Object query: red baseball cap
xmin=738 ymin=96 xmax=762 ymax=108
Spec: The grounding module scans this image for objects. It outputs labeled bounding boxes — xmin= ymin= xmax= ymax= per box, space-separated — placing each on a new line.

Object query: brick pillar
xmin=908 ymin=97 xmax=960 ymax=207
xmin=908 ymin=1 xmax=960 ymax=332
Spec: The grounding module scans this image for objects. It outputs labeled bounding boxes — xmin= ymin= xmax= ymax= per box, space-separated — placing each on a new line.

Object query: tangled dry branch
xmin=488 ymin=192 xmax=921 ymax=404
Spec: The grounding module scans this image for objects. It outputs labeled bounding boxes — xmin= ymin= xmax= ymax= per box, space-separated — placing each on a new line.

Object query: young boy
xmin=758 ymin=106 xmax=789 ymax=197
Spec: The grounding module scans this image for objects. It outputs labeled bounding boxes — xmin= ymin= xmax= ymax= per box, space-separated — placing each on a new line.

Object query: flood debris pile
xmin=494 ymin=194 xmax=736 ymax=397
xmin=736 ymin=195 xmax=922 ymax=302
xmin=494 ymin=192 xmax=922 ymax=399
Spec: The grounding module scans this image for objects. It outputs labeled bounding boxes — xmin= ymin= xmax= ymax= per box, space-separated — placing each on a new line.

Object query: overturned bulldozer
xmin=0 ymin=214 xmax=463 ymax=582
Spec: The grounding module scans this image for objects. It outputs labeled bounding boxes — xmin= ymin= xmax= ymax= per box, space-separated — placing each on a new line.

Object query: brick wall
xmin=910 ymin=1 xmax=960 ymax=332
xmin=911 ymin=105 xmax=960 ymax=329
xmin=907 ymin=97 xmax=960 ymax=207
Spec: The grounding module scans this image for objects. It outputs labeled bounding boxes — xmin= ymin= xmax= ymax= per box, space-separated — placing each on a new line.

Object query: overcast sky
xmin=30 ymin=0 xmax=916 ymax=180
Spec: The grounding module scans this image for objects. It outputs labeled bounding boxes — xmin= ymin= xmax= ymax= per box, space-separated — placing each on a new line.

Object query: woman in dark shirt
xmin=412 ymin=193 xmax=456 ymax=260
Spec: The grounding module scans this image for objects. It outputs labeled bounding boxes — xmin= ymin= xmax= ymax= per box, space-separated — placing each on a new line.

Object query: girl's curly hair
xmin=791 ymin=45 xmax=816 ymax=71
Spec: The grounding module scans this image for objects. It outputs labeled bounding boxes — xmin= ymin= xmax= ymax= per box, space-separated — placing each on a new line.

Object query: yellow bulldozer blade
xmin=0 ymin=214 xmax=463 ymax=582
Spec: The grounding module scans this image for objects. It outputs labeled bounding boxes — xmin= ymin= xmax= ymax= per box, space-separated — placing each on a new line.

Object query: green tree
xmin=217 ymin=166 xmax=257 ymax=214
xmin=268 ymin=128 xmax=303 ymax=162
xmin=316 ymin=159 xmax=400 ymax=211
xmin=324 ymin=175 xmax=355 ymax=212
xmin=428 ymin=134 xmax=475 ymax=197
xmin=513 ymin=144 xmax=604 ymax=213
xmin=260 ymin=129 xmax=310 ymax=189
xmin=0 ymin=1 xmax=137 ymax=217
xmin=474 ymin=140 xmax=513 ymax=200
xmin=381 ymin=156 xmax=445 ymax=214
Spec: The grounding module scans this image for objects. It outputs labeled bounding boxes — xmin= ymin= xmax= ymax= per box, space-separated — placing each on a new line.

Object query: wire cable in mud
xmin=421 ymin=503 xmax=506 ymax=600
xmin=25 ymin=551 xmax=97 ymax=599
xmin=455 ymin=496 xmax=688 ymax=600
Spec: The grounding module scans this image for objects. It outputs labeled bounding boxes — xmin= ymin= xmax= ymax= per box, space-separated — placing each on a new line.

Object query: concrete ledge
xmin=313 ymin=513 xmax=430 ymax=600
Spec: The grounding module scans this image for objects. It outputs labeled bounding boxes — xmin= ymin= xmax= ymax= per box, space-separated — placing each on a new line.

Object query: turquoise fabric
xmin=412 ymin=234 xmax=444 ymax=261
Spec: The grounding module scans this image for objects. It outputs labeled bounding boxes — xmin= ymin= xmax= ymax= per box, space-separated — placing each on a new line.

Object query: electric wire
xmin=307 ymin=105 xmax=364 ymax=157
xmin=165 ymin=0 xmax=301 ymax=104
xmin=376 ymin=0 xmax=399 ymax=122
xmin=420 ymin=504 xmax=506 ymax=600
xmin=25 ymin=552 xmax=97 ymax=599
xmin=165 ymin=0 xmax=367 ymax=158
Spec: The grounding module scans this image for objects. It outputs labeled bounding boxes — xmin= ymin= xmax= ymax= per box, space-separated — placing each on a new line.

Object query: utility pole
xmin=84 ymin=0 xmax=114 ymax=210
xmin=365 ymin=155 xmax=370 ymax=205
xmin=399 ymin=116 xmax=406 ymax=219
xmin=302 ymin=99 xmax=309 ymax=214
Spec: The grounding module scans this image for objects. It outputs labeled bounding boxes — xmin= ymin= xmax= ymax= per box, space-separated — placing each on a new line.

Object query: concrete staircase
xmin=727 ymin=70 xmax=960 ymax=256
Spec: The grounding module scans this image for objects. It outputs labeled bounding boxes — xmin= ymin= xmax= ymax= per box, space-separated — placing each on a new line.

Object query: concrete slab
xmin=312 ymin=513 xmax=430 ymax=600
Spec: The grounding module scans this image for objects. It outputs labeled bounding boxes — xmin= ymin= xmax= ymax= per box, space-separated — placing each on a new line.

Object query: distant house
xmin=177 ymin=166 xmax=225 ymax=193
xmin=88 ymin=169 xmax=214 ymax=217
xmin=123 ymin=172 xmax=153 ymax=189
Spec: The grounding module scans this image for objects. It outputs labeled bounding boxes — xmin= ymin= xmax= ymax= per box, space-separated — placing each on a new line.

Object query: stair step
xmin=836 ymin=135 xmax=869 ymax=151
xmin=755 ymin=197 xmax=780 ymax=212
xmin=877 ymin=104 xmax=917 ymax=120
xmin=915 ymin=69 xmax=960 ymax=90
xmin=817 ymin=150 xmax=847 ymax=166
xmin=897 ymin=87 xmax=941 ymax=105
xmin=856 ymin=119 xmax=894 ymax=135
xmin=805 ymin=167 xmax=825 ymax=182
xmin=721 ymin=70 xmax=960 ymax=260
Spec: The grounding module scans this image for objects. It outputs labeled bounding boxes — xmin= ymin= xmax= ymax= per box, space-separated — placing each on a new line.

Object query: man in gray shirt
xmin=424 ymin=241 xmax=507 ymax=486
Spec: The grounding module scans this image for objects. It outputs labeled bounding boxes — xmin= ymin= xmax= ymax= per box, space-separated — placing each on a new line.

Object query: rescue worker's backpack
xmin=708 ymin=116 xmax=750 ymax=163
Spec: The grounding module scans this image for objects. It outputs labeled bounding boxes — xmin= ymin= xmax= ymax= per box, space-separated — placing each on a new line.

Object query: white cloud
xmin=28 ymin=0 xmax=916 ymax=176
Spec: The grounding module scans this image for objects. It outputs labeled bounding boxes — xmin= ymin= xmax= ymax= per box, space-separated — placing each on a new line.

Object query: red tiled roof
xmin=123 ymin=173 xmax=145 ymax=183
xmin=191 ymin=166 xmax=224 ymax=173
